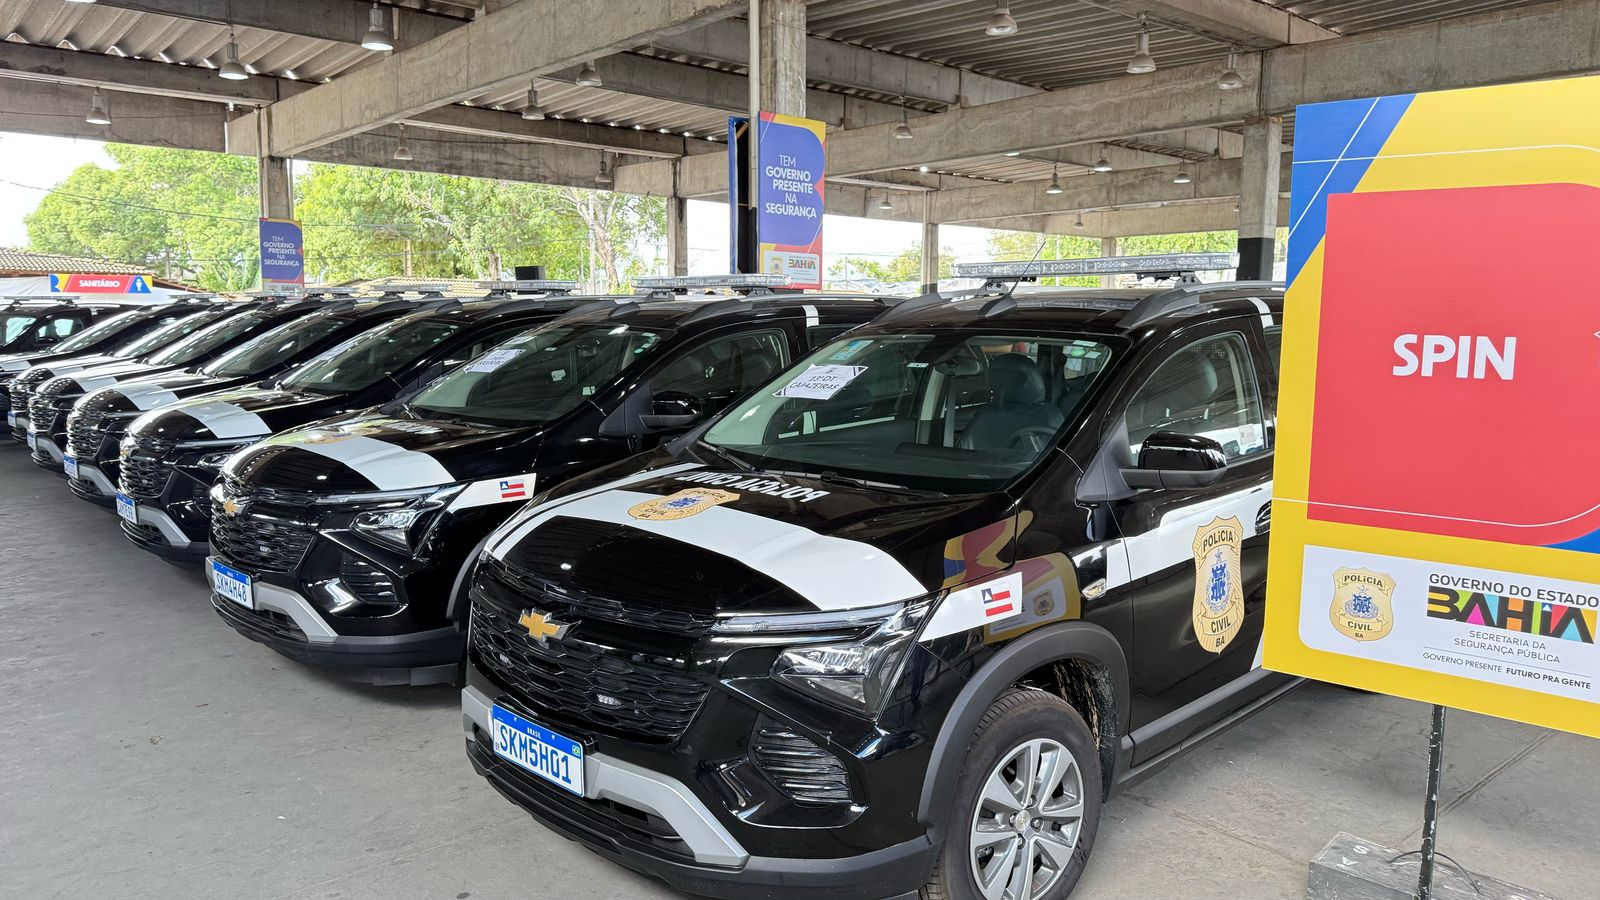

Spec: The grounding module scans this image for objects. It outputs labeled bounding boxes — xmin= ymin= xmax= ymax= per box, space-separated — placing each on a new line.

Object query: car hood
xmin=0 ymin=347 xmax=107 ymax=374
xmin=45 ymin=360 xmax=170 ymax=394
xmin=222 ymin=408 xmax=531 ymax=494
xmin=13 ymin=352 xmax=122 ymax=381
xmin=87 ymin=371 xmax=249 ymax=418
xmin=128 ymin=386 xmax=340 ymax=444
xmin=479 ymin=450 xmax=1016 ymax=616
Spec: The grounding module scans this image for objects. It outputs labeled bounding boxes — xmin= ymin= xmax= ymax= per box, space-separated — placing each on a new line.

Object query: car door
xmin=645 ymin=326 xmax=791 ymax=427
xmin=1101 ymin=321 xmax=1276 ymax=759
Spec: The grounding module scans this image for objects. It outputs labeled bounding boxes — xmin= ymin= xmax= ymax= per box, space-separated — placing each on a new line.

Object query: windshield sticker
xmin=1192 ymin=516 xmax=1245 ymax=653
xmin=628 ymin=488 xmax=739 ymax=521
xmin=467 ymin=348 xmax=524 ymax=373
xmin=774 ymin=364 xmax=867 ymax=400
xmin=674 ymin=470 xmax=829 ymax=502
xmin=828 ymin=339 xmax=872 ymax=361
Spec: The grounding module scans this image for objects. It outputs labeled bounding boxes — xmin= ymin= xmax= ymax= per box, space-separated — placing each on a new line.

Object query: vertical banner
xmin=728 ymin=112 xmax=827 ymax=289
xmin=258 ymin=217 xmax=305 ymax=291
xmin=1263 ymin=75 xmax=1600 ymax=739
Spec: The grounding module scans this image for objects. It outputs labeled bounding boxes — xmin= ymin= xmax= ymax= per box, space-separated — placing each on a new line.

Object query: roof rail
xmin=956 ymin=253 xmax=1239 ymax=289
xmin=548 ymin=297 xmax=655 ymax=326
xmin=304 ymin=286 xmax=360 ymax=298
xmin=364 ymin=298 xmax=422 ymax=317
xmin=632 ymin=273 xmax=791 ymax=296
xmin=875 ymin=288 xmax=991 ymax=323
xmin=168 ymin=293 xmax=217 ymax=301
xmin=1118 ymin=279 xmax=1282 ymax=330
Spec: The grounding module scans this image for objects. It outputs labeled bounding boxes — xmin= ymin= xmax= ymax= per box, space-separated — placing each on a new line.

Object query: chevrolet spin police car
xmin=23 ymin=295 xmax=327 ymax=470
xmin=206 ymin=276 xmax=890 ymax=686
xmin=115 ymin=281 xmax=584 ymax=563
xmin=0 ymin=297 xmax=214 ymax=429
xmin=461 ymin=255 xmax=1291 ymax=900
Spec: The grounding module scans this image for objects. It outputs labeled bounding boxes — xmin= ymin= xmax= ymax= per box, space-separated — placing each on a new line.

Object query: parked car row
xmin=4 ymin=261 xmax=1293 ymax=900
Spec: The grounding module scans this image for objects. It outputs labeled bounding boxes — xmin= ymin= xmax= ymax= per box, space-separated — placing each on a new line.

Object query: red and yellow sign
xmin=1265 ymin=76 xmax=1600 ymax=738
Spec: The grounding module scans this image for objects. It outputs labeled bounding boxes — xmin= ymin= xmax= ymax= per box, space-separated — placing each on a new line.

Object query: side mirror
xmin=639 ymin=390 xmax=703 ymax=430
xmin=1121 ymin=431 xmax=1228 ymax=489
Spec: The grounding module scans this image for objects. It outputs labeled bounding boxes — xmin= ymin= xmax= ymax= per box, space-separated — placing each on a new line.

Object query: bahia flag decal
xmin=499 ymin=479 xmax=527 ymax=500
xmin=982 ymin=584 xmax=1015 ymax=618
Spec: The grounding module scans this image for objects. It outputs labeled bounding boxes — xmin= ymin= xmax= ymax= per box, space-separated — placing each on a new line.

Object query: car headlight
xmin=197 ymin=445 xmax=253 ymax=470
xmin=349 ymin=484 xmax=465 ymax=552
xmin=771 ymin=600 xmax=932 ymax=715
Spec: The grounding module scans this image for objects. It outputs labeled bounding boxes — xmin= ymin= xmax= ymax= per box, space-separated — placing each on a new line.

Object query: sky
xmin=0 ymin=132 xmax=1013 ymax=281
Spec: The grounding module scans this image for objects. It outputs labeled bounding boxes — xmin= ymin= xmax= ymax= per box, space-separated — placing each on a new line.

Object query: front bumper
xmin=67 ymin=461 xmax=117 ymax=508
xmin=28 ymin=426 xmax=64 ymax=471
xmin=121 ymin=501 xmax=209 ymax=562
xmin=209 ymin=556 xmax=463 ymax=685
xmin=462 ymin=682 xmax=932 ymax=900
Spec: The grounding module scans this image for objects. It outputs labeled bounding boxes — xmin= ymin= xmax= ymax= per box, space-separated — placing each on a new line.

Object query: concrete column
xmin=667 ymin=194 xmax=689 ymax=276
xmin=1237 ymin=115 xmax=1282 ymax=281
xmin=259 ymin=155 xmax=293 ymax=220
xmin=919 ymin=193 xmax=939 ymax=293
xmin=1099 ymin=236 xmax=1117 ymax=288
xmin=759 ymin=0 xmax=806 ymax=116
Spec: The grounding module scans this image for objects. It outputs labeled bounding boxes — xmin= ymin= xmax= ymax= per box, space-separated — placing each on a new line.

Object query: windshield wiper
xmin=696 ymin=439 xmax=754 ymax=472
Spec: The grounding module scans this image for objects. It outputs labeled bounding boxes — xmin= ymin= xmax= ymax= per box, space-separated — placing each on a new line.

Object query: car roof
xmin=859 ymin=281 xmax=1284 ymax=337
xmin=550 ymin=291 xmax=890 ymax=331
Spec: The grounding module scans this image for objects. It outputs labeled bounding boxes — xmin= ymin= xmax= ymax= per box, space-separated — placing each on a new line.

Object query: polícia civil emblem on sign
xmin=1329 ymin=567 xmax=1396 ymax=641
xmin=1192 ymin=516 xmax=1245 ymax=653
xmin=627 ymin=488 xmax=739 ymax=521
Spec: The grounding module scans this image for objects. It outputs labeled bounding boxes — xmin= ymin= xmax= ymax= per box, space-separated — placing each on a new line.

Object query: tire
xmin=921 ymin=688 xmax=1103 ymax=900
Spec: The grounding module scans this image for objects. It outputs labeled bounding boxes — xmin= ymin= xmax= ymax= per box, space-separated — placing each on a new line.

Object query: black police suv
xmin=66 ymin=294 xmax=421 ymax=508
xmin=24 ymin=296 xmax=323 ymax=469
xmin=0 ymin=296 xmax=132 ymax=355
xmin=461 ymin=259 xmax=1289 ymax=900
xmin=205 ymin=280 xmax=890 ymax=686
xmin=7 ymin=299 xmax=235 ymax=444
xmin=119 ymin=282 xmax=585 ymax=566
xmin=0 ymin=297 xmax=215 ymax=424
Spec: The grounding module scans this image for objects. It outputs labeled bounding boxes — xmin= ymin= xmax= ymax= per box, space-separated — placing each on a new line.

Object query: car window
xmin=437 ymin=322 xmax=545 ymax=370
xmin=282 ymin=316 xmax=464 ymax=395
xmin=703 ymin=332 xmax=1118 ymax=493
xmin=1126 ymin=332 xmax=1266 ymax=461
xmin=805 ymin=324 xmax=853 ymax=350
xmin=1 ymin=313 xmax=40 ymax=344
xmin=52 ymin=310 xmax=140 ymax=353
xmin=147 ymin=310 xmax=273 ymax=365
xmin=651 ymin=330 xmax=788 ymax=419
xmin=1263 ymin=325 xmax=1283 ymax=379
xmin=114 ymin=311 xmax=224 ymax=359
xmin=202 ymin=315 xmax=350 ymax=378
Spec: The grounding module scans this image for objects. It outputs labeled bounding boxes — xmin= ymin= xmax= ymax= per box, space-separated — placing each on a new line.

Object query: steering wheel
xmin=1005 ymin=425 xmax=1059 ymax=453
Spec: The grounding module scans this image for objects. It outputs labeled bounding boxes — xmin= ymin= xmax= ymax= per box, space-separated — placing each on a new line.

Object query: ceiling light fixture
xmin=595 ymin=157 xmax=613 ymax=187
xmin=984 ymin=1 xmax=1018 ymax=37
xmin=1092 ymin=144 xmax=1113 ymax=172
xmin=1217 ymin=47 xmax=1244 ymax=90
xmin=878 ymin=192 xmax=893 ymax=212
xmin=393 ymin=124 xmax=413 ymax=161
xmin=1045 ymin=161 xmax=1063 ymax=195
xmin=85 ymin=89 xmax=110 ymax=125
xmin=577 ymin=60 xmax=602 ymax=88
xmin=1074 ymin=213 xmax=1086 ymax=229
xmin=1127 ymin=15 xmax=1157 ymax=75
xmin=360 ymin=2 xmax=393 ymax=52
xmin=521 ymin=84 xmax=545 ymax=120
xmin=218 ymin=37 xmax=249 ymax=80
xmin=893 ymin=94 xmax=913 ymax=140
xmin=1173 ymin=168 xmax=1192 ymax=185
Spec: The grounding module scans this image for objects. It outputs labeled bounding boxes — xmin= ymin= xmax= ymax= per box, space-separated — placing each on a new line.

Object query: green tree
xmin=830 ymin=244 xmax=955 ymax=287
xmin=25 ymin=145 xmax=259 ymax=290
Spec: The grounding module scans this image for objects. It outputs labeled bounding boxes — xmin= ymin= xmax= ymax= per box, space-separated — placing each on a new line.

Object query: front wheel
xmin=922 ymin=688 xmax=1102 ymax=900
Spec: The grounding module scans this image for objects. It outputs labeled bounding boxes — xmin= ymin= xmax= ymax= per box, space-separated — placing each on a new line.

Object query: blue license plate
xmin=115 ymin=492 xmax=137 ymax=524
xmin=490 ymin=705 xmax=584 ymax=796
xmin=25 ymin=431 xmax=35 ymax=450
xmin=211 ymin=558 xmax=253 ymax=609
xmin=63 ymin=455 xmax=78 ymax=479
xmin=5 ymin=411 xmax=13 ymax=428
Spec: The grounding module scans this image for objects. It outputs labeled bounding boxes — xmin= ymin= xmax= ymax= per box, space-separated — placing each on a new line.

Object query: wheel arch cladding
xmin=917 ymin=621 xmax=1129 ymax=834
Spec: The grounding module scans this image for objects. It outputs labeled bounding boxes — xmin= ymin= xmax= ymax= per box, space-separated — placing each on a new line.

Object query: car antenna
xmin=981 ymin=234 xmax=1050 ymax=318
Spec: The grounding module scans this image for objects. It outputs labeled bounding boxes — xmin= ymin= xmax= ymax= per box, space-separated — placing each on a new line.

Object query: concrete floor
xmin=0 ymin=447 xmax=1593 ymax=900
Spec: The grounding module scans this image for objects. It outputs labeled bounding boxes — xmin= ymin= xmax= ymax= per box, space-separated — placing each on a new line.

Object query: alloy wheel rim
xmin=968 ymin=737 xmax=1084 ymax=900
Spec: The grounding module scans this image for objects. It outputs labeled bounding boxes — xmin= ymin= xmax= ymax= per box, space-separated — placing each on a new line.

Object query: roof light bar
xmin=477 ymin=280 xmax=581 ymax=293
xmin=955 ymin=253 xmax=1238 ymax=280
xmin=633 ymin=274 xmax=791 ymax=290
xmin=304 ymin=286 xmax=360 ymax=296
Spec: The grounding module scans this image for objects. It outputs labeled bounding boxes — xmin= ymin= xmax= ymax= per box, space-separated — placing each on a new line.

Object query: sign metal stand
xmin=1415 ymin=704 xmax=1445 ymax=900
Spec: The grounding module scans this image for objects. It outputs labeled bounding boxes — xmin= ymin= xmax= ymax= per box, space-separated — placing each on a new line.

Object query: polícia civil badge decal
xmin=1329 ymin=567 xmax=1395 ymax=642
xmin=1192 ymin=516 xmax=1244 ymax=653
xmin=627 ymin=488 xmax=739 ymax=521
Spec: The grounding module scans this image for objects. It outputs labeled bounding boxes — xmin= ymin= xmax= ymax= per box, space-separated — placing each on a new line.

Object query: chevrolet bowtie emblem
xmin=222 ymin=498 xmax=245 ymax=517
xmin=518 ymin=609 xmax=571 ymax=644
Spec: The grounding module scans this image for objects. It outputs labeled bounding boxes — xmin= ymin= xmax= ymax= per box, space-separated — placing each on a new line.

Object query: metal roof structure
xmin=0 ymin=0 xmax=1575 ymax=241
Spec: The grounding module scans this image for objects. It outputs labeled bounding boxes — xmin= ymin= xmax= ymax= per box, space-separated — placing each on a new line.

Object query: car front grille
xmin=470 ymin=583 xmax=710 ymax=743
xmin=27 ymin=394 xmax=54 ymax=432
xmin=479 ymin=557 xmax=718 ymax=637
xmin=119 ymin=437 xmax=176 ymax=499
xmin=210 ymin=486 xmax=317 ymax=573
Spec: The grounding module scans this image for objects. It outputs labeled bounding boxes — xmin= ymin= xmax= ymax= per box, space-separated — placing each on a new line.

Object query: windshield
xmin=114 ymin=310 xmax=225 ymax=359
xmin=281 ymin=315 xmax=463 ymax=394
xmin=50 ymin=310 xmax=139 ymax=353
xmin=408 ymin=323 xmax=666 ymax=426
xmin=703 ymin=332 xmax=1119 ymax=493
xmin=147 ymin=310 xmax=272 ymax=366
xmin=202 ymin=314 xmax=348 ymax=378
